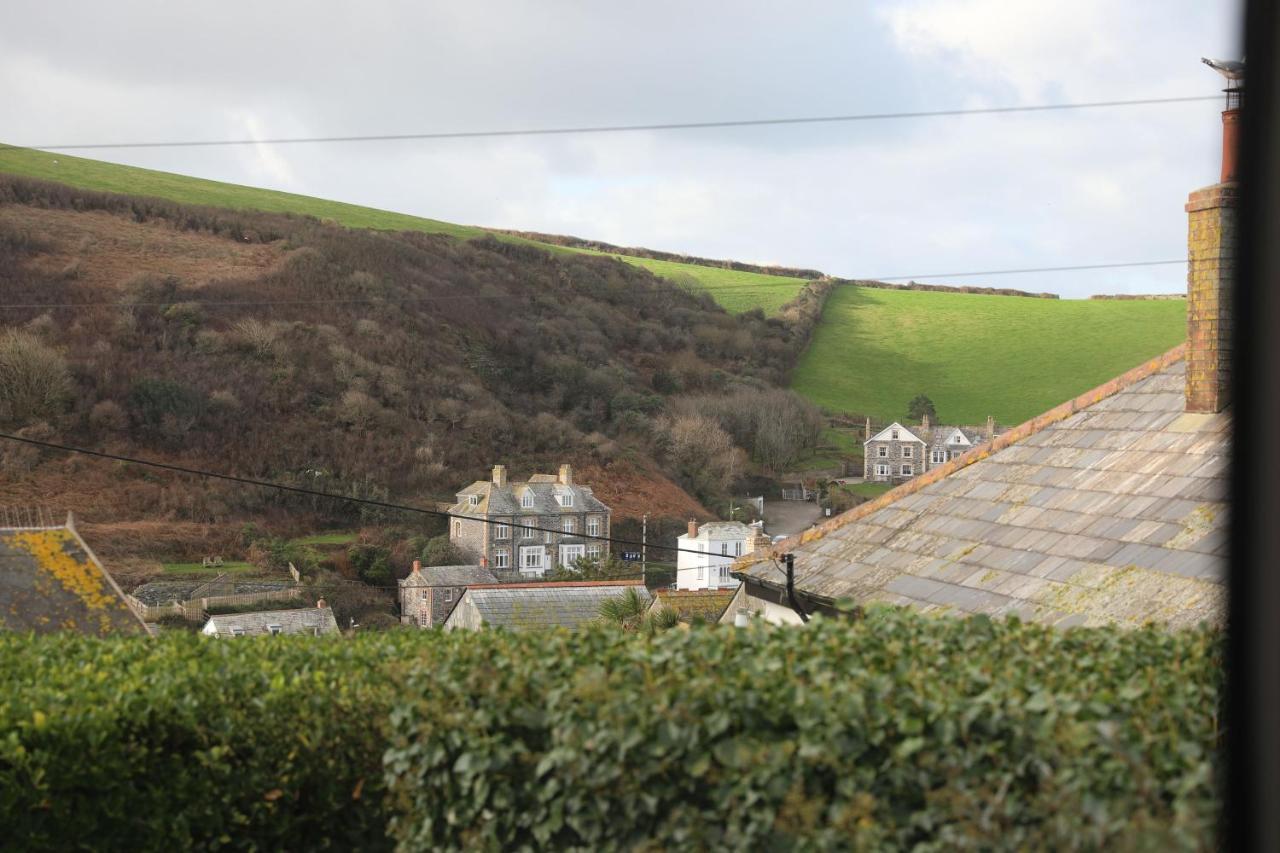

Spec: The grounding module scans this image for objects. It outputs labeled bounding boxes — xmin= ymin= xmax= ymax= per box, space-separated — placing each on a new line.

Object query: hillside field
xmin=0 ymin=146 xmax=805 ymax=314
xmin=791 ymin=285 xmax=1187 ymax=426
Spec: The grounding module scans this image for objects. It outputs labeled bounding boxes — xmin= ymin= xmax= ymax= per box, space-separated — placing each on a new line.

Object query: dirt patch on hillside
xmin=1 ymin=205 xmax=285 ymax=291
xmin=576 ymin=461 xmax=710 ymax=521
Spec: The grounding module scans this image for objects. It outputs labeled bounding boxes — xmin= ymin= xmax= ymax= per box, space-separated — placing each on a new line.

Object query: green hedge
xmin=0 ymin=610 xmax=1222 ymax=851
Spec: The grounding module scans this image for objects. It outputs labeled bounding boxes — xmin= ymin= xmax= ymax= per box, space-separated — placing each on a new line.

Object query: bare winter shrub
xmin=0 ymin=329 xmax=71 ymax=426
xmin=231 ymin=318 xmax=282 ymax=360
xmin=88 ymin=400 xmax=128 ymax=433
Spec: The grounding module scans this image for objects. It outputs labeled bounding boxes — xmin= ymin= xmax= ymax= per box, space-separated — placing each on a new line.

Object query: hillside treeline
xmin=0 ymin=175 xmax=822 ymax=539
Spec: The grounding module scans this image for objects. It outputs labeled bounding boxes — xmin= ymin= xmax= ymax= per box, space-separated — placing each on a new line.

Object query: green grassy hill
xmin=0 ymin=146 xmax=805 ymax=314
xmin=791 ymin=285 xmax=1187 ymax=426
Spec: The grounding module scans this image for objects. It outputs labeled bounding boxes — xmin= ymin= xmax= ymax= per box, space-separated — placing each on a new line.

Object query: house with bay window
xmin=446 ymin=464 xmax=611 ymax=576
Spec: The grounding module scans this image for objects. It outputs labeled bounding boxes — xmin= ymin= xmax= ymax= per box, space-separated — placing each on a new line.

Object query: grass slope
xmin=0 ymin=146 xmax=805 ymax=314
xmin=792 ymin=285 xmax=1187 ymax=426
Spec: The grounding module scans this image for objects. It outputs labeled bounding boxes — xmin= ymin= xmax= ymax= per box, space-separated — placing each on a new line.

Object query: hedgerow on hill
xmin=0 ymin=610 xmax=1222 ymax=851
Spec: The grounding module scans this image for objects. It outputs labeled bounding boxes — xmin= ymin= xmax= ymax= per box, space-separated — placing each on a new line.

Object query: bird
xmin=1202 ymin=57 xmax=1246 ymax=80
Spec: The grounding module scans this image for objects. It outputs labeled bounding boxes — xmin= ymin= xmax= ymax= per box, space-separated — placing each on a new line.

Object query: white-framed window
xmin=545 ymin=527 xmax=554 ymax=543
xmin=891 ymin=429 xmax=899 ymax=440
xmin=698 ymin=566 xmax=704 ymax=580
xmin=494 ymin=549 xmax=510 ymax=569
xmin=950 ymin=450 xmax=961 ymax=460
xmin=522 ymin=517 xmax=537 ymax=537
xmin=521 ymin=491 xmax=535 ymax=508
xmin=902 ymin=445 xmax=914 ymax=459
xmin=313 ymin=627 xmax=323 ymax=637
xmin=586 ymin=516 xmax=601 ymax=536
xmin=719 ymin=566 xmax=730 ymax=580
xmin=268 ymin=625 xmax=282 ymax=636
xmin=495 ymin=523 xmax=510 ymax=539
xmin=875 ymin=464 xmax=890 ymax=477
xmin=468 ymin=495 xmax=480 ymax=506
xmin=587 ymin=544 xmax=601 ymax=559
xmin=901 ymin=465 xmax=914 ymax=476
xmin=562 ymin=517 xmax=575 ymax=534
xmin=420 ymin=588 xmax=428 ymax=601
xmin=877 ymin=446 xmax=888 ymax=457
xmin=453 ymin=521 xmax=461 ymax=537
xmin=720 ymin=542 xmax=730 ymax=556
xmin=558 ymin=543 xmax=585 ymax=567
xmin=931 ymin=449 xmax=947 ymax=464
xmin=230 ymin=626 xmax=245 ymax=637
xmin=557 ymin=493 xmax=574 ymax=508
xmin=443 ymin=588 xmax=454 ymax=603
xmin=520 ymin=546 xmax=545 ymax=571
xmin=733 ymin=541 xmax=743 ymax=557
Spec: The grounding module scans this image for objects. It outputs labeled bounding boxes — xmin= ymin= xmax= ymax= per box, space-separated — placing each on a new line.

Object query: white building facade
xmin=675 ymin=520 xmax=757 ymax=591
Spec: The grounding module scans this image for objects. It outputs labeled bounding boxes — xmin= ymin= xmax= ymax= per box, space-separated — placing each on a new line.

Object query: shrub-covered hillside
xmin=0 ymin=610 xmax=1222 ymax=851
xmin=0 ymin=175 xmax=825 ymax=561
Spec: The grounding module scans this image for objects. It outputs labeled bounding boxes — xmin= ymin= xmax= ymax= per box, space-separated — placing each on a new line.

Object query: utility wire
xmin=7 ymin=96 xmax=1218 ymax=151
xmin=0 ymin=259 xmax=1189 ymax=310
xmin=0 ymin=431 xmax=721 ymax=560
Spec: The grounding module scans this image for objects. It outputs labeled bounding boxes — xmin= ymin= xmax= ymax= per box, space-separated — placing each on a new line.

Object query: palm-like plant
xmin=598 ymin=588 xmax=650 ymax=632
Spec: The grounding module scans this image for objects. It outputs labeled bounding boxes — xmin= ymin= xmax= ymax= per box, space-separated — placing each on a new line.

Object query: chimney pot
xmin=316 ymin=598 xmax=327 ymax=609
xmin=559 ymin=464 xmax=573 ymax=485
xmin=688 ymin=518 xmax=699 ymax=539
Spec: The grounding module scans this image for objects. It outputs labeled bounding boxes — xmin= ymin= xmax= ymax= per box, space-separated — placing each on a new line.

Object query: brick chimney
xmin=688 ymin=518 xmax=699 ymax=539
xmin=1184 ymin=94 xmax=1239 ymax=414
xmin=492 ymin=465 xmax=507 ymax=487
xmin=558 ymin=464 xmax=573 ymax=485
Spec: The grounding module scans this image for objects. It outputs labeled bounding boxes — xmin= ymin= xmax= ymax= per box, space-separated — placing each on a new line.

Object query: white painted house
xmin=675 ymin=520 xmax=758 ymax=591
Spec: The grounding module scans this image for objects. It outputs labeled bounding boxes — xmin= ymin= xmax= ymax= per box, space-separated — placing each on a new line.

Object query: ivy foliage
xmin=0 ymin=609 xmax=1221 ymax=851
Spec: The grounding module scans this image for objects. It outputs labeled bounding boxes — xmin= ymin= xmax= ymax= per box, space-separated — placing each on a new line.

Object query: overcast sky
xmin=3 ymin=0 xmax=1243 ymax=297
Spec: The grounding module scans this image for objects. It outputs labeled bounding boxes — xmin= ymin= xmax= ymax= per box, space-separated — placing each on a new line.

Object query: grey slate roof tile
xmin=742 ymin=358 xmax=1224 ymax=629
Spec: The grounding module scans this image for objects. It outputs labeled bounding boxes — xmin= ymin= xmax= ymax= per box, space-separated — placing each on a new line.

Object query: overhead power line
xmin=0 ymin=432 xmax=711 ymax=560
xmin=0 ymin=259 xmax=1188 ymax=310
xmin=8 ymin=96 xmax=1218 ymax=151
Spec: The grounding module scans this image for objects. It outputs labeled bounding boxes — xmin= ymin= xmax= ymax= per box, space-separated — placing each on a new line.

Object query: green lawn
xmin=791 ymin=285 xmax=1187 ymax=426
xmin=161 ymin=561 xmax=256 ymax=576
xmin=791 ymin=427 xmax=863 ymax=471
xmin=841 ymin=482 xmax=894 ymax=500
xmin=0 ymin=145 xmax=806 ymax=315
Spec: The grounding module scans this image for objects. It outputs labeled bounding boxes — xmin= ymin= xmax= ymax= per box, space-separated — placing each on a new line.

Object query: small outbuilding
xmin=201 ymin=604 xmax=339 ymax=638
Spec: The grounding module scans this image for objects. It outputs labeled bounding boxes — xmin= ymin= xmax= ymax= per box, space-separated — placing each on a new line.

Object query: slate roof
xmin=682 ymin=521 xmax=756 ymax=541
xmin=449 ymin=581 xmax=650 ymax=631
xmin=649 ymin=588 xmax=736 ymax=623
xmin=398 ymin=564 xmax=498 ymax=588
xmin=740 ymin=347 xmax=1226 ymax=629
xmin=0 ymin=525 xmax=150 ymax=636
xmin=448 ymin=473 xmax=610 ymax=518
xmin=202 ymin=606 xmax=339 ymax=637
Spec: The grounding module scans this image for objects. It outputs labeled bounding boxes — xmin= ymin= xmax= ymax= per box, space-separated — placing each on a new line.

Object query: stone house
xmin=864 ymin=415 xmax=995 ymax=484
xmin=398 ymin=560 xmax=498 ymax=627
xmin=447 ymin=464 xmax=611 ymax=576
xmin=200 ymin=603 xmax=339 ymax=637
xmin=443 ymin=580 xmax=650 ymax=632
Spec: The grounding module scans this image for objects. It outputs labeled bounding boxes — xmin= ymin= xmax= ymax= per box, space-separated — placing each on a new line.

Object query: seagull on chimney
xmin=1202 ymin=56 xmax=1246 ymax=80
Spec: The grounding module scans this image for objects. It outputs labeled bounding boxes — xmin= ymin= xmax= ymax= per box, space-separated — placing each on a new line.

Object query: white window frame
xmin=230 ymin=626 xmax=245 ymax=637
xmin=453 ymin=521 xmax=461 ymax=537
xmin=443 ymin=588 xmax=454 ymax=603
xmin=902 ymin=445 xmax=914 ymax=459
xmin=545 ymin=527 xmax=554 ymax=543
xmin=901 ymin=464 xmax=914 ymax=476
xmin=557 ymin=493 xmax=574 ymax=508
xmin=522 ymin=517 xmax=537 ymax=538
xmin=558 ymin=543 xmax=585 ymax=568
xmin=587 ymin=544 xmax=602 ymax=559
xmin=950 ymin=450 xmax=962 ymax=460
xmin=877 ymin=446 xmax=888 ymax=457
xmin=734 ymin=541 xmax=742 ymax=557
xmin=698 ymin=566 xmax=704 ymax=580
xmin=562 ymin=517 xmax=575 ymax=534
xmin=493 ymin=549 xmax=510 ymax=569
xmin=875 ymin=464 xmax=890 ymax=477
xmin=494 ymin=523 xmax=510 ymax=540
xmin=520 ymin=546 xmax=545 ymax=572
xmin=891 ymin=429 xmax=899 ymax=440
xmin=931 ymin=449 xmax=947 ymax=464
xmin=720 ymin=542 xmax=730 ymax=556
xmin=267 ymin=624 xmax=283 ymax=636
xmin=468 ymin=495 xmax=480 ymax=506
xmin=521 ymin=492 xmax=535 ymax=508
xmin=586 ymin=516 xmax=601 ymax=536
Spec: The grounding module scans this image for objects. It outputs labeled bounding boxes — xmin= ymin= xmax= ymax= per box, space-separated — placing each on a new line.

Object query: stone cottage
xmin=398 ymin=560 xmax=498 ymax=627
xmin=864 ymin=415 xmax=996 ymax=484
xmin=446 ymin=464 xmax=611 ymax=576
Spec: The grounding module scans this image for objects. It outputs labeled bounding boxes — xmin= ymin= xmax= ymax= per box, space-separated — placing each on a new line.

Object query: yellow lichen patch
xmin=6 ymin=531 xmax=123 ymax=627
xmin=1166 ymin=504 xmax=1220 ymax=551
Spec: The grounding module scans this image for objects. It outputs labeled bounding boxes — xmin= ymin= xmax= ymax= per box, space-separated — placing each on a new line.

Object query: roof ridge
xmin=758 ymin=342 xmax=1188 ymax=557
xmin=466 ymin=579 xmax=645 ymax=590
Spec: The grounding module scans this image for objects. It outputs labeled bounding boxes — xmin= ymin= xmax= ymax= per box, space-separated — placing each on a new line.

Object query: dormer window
xmin=468 ymin=495 xmax=480 ymax=506
xmin=521 ymin=492 xmax=534 ymax=508
xmin=557 ymin=493 xmax=574 ymax=508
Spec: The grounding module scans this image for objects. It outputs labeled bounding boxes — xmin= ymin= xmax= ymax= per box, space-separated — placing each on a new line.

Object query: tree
xmin=421 ymin=535 xmax=465 ymax=567
xmin=907 ymin=394 xmax=937 ymax=423
xmin=546 ymin=554 xmax=640 ymax=582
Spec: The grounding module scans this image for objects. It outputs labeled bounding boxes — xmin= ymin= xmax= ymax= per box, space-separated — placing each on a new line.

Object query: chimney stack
xmin=864 ymin=417 xmax=871 ymax=441
xmin=1184 ymin=84 xmax=1240 ymax=414
xmin=921 ymin=412 xmax=931 ymax=432
xmin=558 ymin=464 xmax=573 ymax=485
xmin=316 ymin=598 xmax=327 ymax=609
xmin=492 ymin=465 xmax=507 ymax=487
xmin=412 ymin=559 xmax=421 ymax=573
xmin=688 ymin=518 xmax=700 ymax=539
xmin=985 ymin=415 xmax=995 ymax=440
